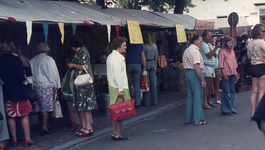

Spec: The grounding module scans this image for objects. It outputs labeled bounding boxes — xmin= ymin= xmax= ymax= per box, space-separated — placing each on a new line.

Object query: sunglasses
xmin=263 ymin=30 xmax=265 ymax=33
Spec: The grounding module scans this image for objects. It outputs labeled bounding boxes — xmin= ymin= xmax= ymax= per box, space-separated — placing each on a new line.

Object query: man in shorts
xmin=200 ymin=31 xmax=220 ymax=109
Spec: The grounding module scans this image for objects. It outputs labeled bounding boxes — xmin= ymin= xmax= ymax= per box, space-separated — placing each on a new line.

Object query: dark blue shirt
xmin=126 ymin=43 xmax=144 ymax=62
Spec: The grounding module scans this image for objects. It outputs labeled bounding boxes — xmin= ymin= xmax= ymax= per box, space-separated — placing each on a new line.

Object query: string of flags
xmin=2 ymin=16 xmax=115 ymax=45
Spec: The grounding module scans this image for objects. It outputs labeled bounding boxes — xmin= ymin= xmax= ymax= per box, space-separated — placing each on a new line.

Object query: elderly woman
xmin=0 ymin=41 xmax=34 ymax=147
xmin=142 ymin=33 xmax=158 ymax=106
xmin=30 ymin=42 xmax=61 ymax=135
xmin=107 ymin=37 xmax=131 ymax=141
xmin=67 ymin=35 xmax=98 ymax=137
xmin=247 ymin=23 xmax=265 ymax=118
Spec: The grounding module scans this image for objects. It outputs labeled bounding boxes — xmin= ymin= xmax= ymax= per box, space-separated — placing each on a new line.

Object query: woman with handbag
xmin=30 ymin=42 xmax=61 ymax=135
xmin=67 ymin=35 xmax=98 ymax=137
xmin=0 ymin=41 xmax=34 ymax=147
xmin=107 ymin=37 xmax=131 ymax=141
xmin=61 ymin=53 xmax=76 ymax=132
xmin=142 ymin=33 xmax=158 ymax=107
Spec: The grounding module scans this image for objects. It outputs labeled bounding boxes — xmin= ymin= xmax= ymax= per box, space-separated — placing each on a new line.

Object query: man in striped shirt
xmin=183 ymin=35 xmax=207 ymax=126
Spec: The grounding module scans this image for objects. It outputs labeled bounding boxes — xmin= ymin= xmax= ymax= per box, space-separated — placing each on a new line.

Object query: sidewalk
xmin=5 ymin=91 xmax=187 ymax=150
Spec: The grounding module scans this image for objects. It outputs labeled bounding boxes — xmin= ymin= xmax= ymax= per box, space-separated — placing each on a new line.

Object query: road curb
xmin=50 ymin=98 xmax=187 ymax=150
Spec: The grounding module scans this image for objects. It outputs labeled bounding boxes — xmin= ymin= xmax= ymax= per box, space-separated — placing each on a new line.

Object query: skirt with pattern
xmin=5 ymin=100 xmax=32 ymax=117
xmin=34 ymin=86 xmax=53 ymax=112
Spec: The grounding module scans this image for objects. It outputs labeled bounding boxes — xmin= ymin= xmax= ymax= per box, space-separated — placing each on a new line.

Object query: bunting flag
xmin=58 ymin=23 xmax=64 ymax=44
xmin=83 ymin=21 xmax=90 ymax=25
xmin=7 ymin=17 xmax=16 ymax=22
xmin=42 ymin=22 xmax=49 ymax=43
xmin=107 ymin=24 xmax=111 ymax=42
xmin=71 ymin=23 xmax=76 ymax=35
xmin=26 ymin=21 xmax=32 ymax=45
xmin=91 ymin=20 xmax=101 ymax=27
xmin=115 ymin=25 xmax=119 ymax=37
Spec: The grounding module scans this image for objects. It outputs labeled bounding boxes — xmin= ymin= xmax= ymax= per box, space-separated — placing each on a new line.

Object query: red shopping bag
xmin=106 ymin=96 xmax=136 ymax=121
xmin=141 ymin=71 xmax=149 ymax=92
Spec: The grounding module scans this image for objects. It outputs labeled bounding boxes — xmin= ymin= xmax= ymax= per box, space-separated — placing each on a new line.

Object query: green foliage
xmin=183 ymin=0 xmax=196 ymax=13
xmin=114 ymin=0 xmax=196 ymax=13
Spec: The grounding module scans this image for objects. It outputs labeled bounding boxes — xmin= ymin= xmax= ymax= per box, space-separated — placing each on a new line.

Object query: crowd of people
xmin=0 ymin=33 xmax=158 ymax=149
xmin=2 ymin=23 xmax=265 ymax=148
xmin=183 ymin=23 xmax=265 ymax=132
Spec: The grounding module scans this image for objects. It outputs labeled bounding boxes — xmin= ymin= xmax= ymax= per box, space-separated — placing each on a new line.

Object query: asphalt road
xmin=66 ymin=91 xmax=265 ymax=150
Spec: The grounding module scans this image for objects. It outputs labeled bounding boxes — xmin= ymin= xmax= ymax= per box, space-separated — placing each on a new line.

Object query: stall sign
xmin=194 ymin=20 xmax=215 ymax=30
xmin=176 ymin=24 xmax=187 ymax=43
xmin=127 ymin=20 xmax=143 ymax=44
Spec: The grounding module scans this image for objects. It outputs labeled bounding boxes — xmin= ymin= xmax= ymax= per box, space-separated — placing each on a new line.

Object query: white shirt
xmin=30 ymin=53 xmax=61 ymax=88
xmin=106 ymin=50 xmax=129 ymax=91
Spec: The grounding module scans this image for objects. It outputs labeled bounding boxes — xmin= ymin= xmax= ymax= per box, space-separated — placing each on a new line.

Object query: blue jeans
xmin=221 ymin=75 xmax=236 ymax=113
xmin=185 ymin=69 xmax=205 ymax=124
xmin=126 ymin=63 xmax=141 ymax=106
xmin=142 ymin=60 xmax=157 ymax=106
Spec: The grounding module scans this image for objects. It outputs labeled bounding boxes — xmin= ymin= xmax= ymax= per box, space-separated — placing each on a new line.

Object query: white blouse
xmin=30 ymin=53 xmax=61 ymax=88
xmin=106 ymin=50 xmax=129 ymax=91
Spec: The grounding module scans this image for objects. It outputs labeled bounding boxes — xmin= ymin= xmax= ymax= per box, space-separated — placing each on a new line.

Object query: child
xmin=218 ymin=36 xmax=239 ymax=115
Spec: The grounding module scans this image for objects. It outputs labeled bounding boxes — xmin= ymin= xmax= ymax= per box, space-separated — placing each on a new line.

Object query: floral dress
xmin=72 ymin=47 xmax=98 ymax=111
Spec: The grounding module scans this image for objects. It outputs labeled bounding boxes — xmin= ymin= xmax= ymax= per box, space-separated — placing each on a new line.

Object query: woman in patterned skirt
xmin=0 ymin=41 xmax=34 ymax=147
xmin=67 ymin=35 xmax=98 ymax=137
xmin=30 ymin=43 xmax=61 ymax=135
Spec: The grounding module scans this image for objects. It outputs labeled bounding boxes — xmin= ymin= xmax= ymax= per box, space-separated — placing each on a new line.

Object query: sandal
xmin=202 ymin=105 xmax=212 ymax=110
xmin=195 ymin=121 xmax=207 ymax=126
xmin=215 ymin=100 xmax=221 ymax=105
xmin=76 ymin=128 xmax=85 ymax=136
xmin=111 ymin=133 xmax=116 ymax=140
xmin=113 ymin=135 xmax=130 ymax=141
xmin=208 ymin=102 xmax=218 ymax=107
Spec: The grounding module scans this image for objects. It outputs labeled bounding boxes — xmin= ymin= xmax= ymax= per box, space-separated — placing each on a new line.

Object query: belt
xmin=204 ymin=64 xmax=215 ymax=68
xmin=126 ymin=62 xmax=141 ymax=64
xmin=146 ymin=59 xmax=154 ymax=61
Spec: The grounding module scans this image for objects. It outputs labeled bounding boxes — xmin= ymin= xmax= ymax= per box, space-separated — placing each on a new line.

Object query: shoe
xmin=195 ymin=121 xmax=207 ymax=126
xmin=135 ymin=105 xmax=141 ymax=109
xmin=208 ymin=102 xmax=218 ymax=107
xmin=113 ymin=135 xmax=130 ymax=141
xmin=68 ymin=126 xmax=77 ymax=132
xmin=222 ymin=112 xmax=233 ymax=115
xmin=215 ymin=100 xmax=221 ymax=105
xmin=202 ymin=105 xmax=212 ymax=110
xmin=11 ymin=141 xmax=17 ymax=147
xmin=76 ymin=128 xmax=85 ymax=136
xmin=111 ymin=133 xmax=116 ymax=140
xmin=77 ymin=129 xmax=93 ymax=137
xmin=24 ymin=140 xmax=35 ymax=146
xmin=232 ymin=111 xmax=238 ymax=114
xmin=41 ymin=129 xmax=50 ymax=136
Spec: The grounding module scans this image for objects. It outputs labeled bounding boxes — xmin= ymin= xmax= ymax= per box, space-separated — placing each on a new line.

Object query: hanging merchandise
xmin=42 ymin=22 xmax=49 ymax=43
xmin=107 ymin=24 xmax=111 ymax=43
xmin=115 ymin=25 xmax=119 ymax=37
xmin=58 ymin=23 xmax=64 ymax=44
xmin=71 ymin=23 xmax=76 ymax=35
xmin=26 ymin=21 xmax=32 ymax=45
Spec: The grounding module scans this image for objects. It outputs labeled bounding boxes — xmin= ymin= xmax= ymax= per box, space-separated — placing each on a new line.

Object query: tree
xmin=113 ymin=0 xmax=195 ymax=14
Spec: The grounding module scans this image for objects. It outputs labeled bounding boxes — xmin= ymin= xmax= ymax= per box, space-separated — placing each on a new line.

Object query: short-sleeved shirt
xmin=218 ymin=49 xmax=238 ymax=76
xmin=247 ymin=39 xmax=265 ymax=65
xmin=183 ymin=44 xmax=204 ymax=69
xmin=126 ymin=43 xmax=144 ymax=62
xmin=200 ymin=42 xmax=215 ymax=66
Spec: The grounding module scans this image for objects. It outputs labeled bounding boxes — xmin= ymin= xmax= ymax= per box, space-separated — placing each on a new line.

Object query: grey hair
xmin=36 ymin=42 xmax=50 ymax=53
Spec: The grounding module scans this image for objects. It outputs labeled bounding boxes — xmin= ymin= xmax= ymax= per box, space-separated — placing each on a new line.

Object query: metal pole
xmin=232 ymin=14 xmax=234 ymax=42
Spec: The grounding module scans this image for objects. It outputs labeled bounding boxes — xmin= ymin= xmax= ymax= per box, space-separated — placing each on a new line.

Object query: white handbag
xmin=51 ymin=94 xmax=63 ymax=118
xmin=74 ymin=66 xmax=93 ymax=87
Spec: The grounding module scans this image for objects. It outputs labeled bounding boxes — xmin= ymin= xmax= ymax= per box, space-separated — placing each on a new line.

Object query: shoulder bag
xmin=106 ymin=96 xmax=136 ymax=121
xmin=24 ymin=76 xmax=38 ymax=104
xmin=51 ymin=94 xmax=63 ymax=118
xmin=74 ymin=66 xmax=93 ymax=87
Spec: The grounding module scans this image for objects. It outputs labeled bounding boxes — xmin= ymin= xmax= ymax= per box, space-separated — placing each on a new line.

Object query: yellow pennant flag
xmin=58 ymin=23 xmax=64 ymax=44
